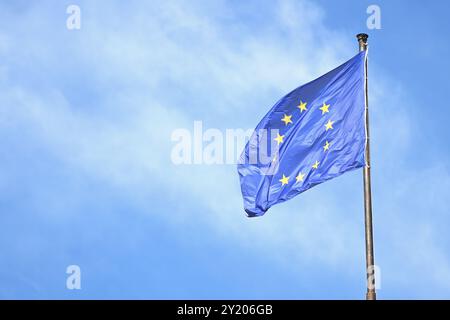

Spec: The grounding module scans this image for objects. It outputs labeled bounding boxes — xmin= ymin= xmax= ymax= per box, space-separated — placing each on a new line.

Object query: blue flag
xmin=238 ymin=51 xmax=367 ymax=217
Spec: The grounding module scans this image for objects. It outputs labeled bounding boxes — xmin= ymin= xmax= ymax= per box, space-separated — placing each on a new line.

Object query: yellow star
xmin=298 ymin=101 xmax=307 ymax=112
xmin=324 ymin=120 xmax=334 ymax=131
xmin=312 ymin=160 xmax=320 ymax=169
xmin=279 ymin=174 xmax=289 ymax=186
xmin=296 ymin=172 xmax=305 ymax=183
xmin=319 ymin=103 xmax=330 ymax=115
xmin=281 ymin=114 xmax=293 ymax=125
xmin=274 ymin=133 xmax=284 ymax=145
xmin=323 ymin=140 xmax=330 ymax=151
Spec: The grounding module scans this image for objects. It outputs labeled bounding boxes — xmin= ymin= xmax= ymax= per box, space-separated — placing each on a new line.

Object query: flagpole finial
xmin=357 ymin=33 xmax=369 ymax=52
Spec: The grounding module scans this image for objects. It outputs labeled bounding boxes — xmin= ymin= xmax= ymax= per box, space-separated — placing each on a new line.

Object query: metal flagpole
xmin=357 ymin=33 xmax=376 ymax=300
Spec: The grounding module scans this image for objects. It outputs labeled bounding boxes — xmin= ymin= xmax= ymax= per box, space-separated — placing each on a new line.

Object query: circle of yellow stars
xmin=275 ymin=100 xmax=334 ymax=187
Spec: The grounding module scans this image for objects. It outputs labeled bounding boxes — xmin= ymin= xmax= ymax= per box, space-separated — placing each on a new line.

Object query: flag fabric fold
xmin=238 ymin=51 xmax=367 ymax=217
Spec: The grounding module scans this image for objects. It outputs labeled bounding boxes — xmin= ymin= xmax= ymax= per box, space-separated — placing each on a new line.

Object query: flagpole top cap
xmin=356 ymin=33 xmax=369 ymax=51
xmin=356 ymin=33 xmax=369 ymax=43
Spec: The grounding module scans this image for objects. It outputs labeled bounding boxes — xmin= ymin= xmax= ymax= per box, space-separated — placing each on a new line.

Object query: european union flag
xmin=238 ymin=51 xmax=367 ymax=217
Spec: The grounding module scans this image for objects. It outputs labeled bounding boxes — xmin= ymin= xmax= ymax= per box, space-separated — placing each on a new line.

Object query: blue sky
xmin=0 ymin=0 xmax=450 ymax=299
